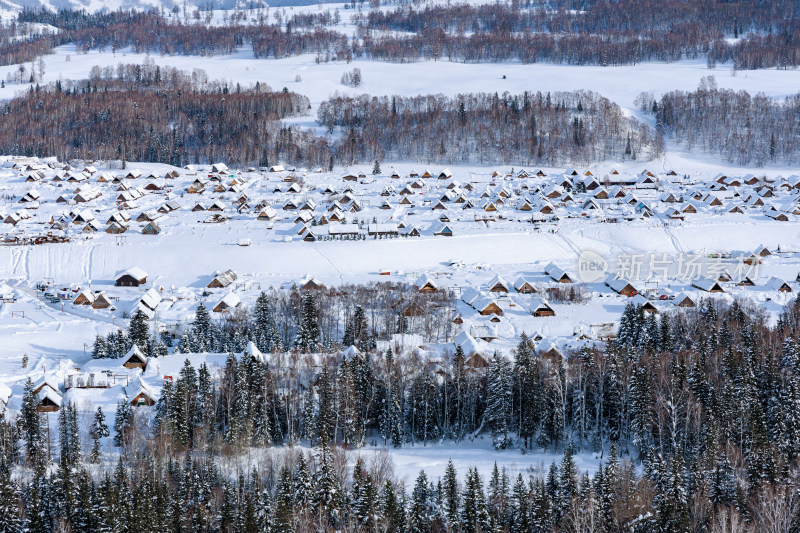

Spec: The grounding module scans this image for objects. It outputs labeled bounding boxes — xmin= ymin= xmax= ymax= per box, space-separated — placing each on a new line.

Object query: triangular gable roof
xmin=123 ymin=345 xmax=148 ymax=365
xmin=692 ymin=278 xmax=725 ymax=292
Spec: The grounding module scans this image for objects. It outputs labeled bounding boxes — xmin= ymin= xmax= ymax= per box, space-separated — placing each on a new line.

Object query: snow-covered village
xmin=3 ymin=0 xmax=800 ymax=531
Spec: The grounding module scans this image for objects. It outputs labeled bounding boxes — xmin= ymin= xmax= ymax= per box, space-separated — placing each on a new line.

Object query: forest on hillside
xmin=318 ymin=91 xmax=657 ymax=165
xmin=639 ymin=78 xmax=800 ymax=166
xmin=4 ymin=1 xmax=800 ymax=68
xmin=0 ymin=67 xmax=654 ymax=166
xmin=0 ymin=66 xmax=326 ymax=167
xmin=2 ymin=288 xmax=800 ymax=531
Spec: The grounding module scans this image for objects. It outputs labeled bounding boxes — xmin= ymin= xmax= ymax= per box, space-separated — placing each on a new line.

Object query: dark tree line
xmin=318 ymin=91 xmax=657 ymax=165
xmin=0 ymin=70 xmax=324 ymax=167
xmin=360 ymin=0 xmax=800 ymax=68
xmin=0 ymin=71 xmax=659 ymax=166
xmin=649 ymin=80 xmax=800 ymax=166
xmin=6 ymin=2 xmax=800 ymax=69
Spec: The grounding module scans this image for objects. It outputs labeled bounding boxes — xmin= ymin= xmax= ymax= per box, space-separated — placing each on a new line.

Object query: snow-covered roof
xmin=242 ymin=341 xmax=266 ymax=363
xmin=117 ymin=267 xmax=148 ymax=281
xmin=38 ymin=387 xmax=62 ymax=407
xmin=124 ymin=345 xmax=147 ymax=364
xmin=415 ymin=273 xmax=438 ymax=290
xmin=216 ymin=292 xmax=241 ymax=309
xmin=453 ymin=330 xmax=483 ymax=355
xmin=140 ymin=288 xmax=162 ymax=311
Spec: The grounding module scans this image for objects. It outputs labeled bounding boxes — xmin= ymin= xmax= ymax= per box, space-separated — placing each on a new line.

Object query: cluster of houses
xmin=408 ymin=243 xmax=798 ymax=367
xmin=3 ymin=156 xmax=800 ymax=249
xmin=3 ymin=345 xmax=156 ymax=414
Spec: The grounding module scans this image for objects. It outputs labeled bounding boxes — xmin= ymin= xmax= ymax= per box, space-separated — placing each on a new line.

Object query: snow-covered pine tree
xmin=380 ymin=479 xmax=405 ymax=533
xmin=20 ymin=378 xmax=44 ymax=467
xmin=113 ymin=397 xmax=133 ymax=448
xmin=343 ymin=305 xmax=373 ymax=353
xmin=316 ymin=368 xmax=335 ymax=446
xmin=409 ymin=470 xmax=434 ymax=533
xmin=0 ymin=461 xmax=22 ymax=533
xmin=58 ymin=402 xmax=80 ymax=469
xmin=192 ymin=303 xmax=212 ymax=352
xmin=485 ymin=353 xmax=513 ymax=449
xmin=314 ymin=443 xmax=343 ymax=527
xmin=24 ymin=473 xmax=52 ymax=533
xmin=272 ymin=466 xmax=294 ymax=531
xmin=294 ymin=293 xmax=320 ymax=353
xmin=252 ymin=291 xmax=276 ymax=353
xmin=378 ymin=348 xmax=403 ymax=448
xmin=71 ymin=470 xmax=96 ymax=533
xmin=128 ymin=309 xmax=150 ymax=351
xmin=487 ymin=462 xmax=511 ymax=530
xmin=460 ymin=468 xmax=490 ymax=533
xmin=293 ymin=453 xmax=313 ymax=507
xmin=709 ymin=451 xmax=736 ymax=508
xmin=197 ymin=362 xmax=215 ymax=440
xmin=558 ymin=446 xmax=578 ymax=519
xmin=91 ymin=335 xmax=108 ymax=359
xmin=89 ymin=406 xmax=109 ymax=464
xmin=442 ymin=459 xmax=459 ymax=526
xmin=352 ymin=457 xmax=377 ymax=528
xmin=510 ymin=473 xmax=530 ymax=533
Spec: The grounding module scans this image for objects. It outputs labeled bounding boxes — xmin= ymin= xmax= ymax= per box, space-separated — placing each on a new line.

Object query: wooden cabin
xmin=208 ymin=269 xmax=237 ymax=289
xmin=123 ymin=346 xmax=148 ymax=370
xmin=530 ymin=298 xmax=556 ymax=317
xmin=92 ymin=292 xmax=113 ymax=309
xmin=37 ymin=389 xmax=61 ymax=412
xmin=116 ymin=268 xmax=147 ymax=287
xmin=131 ymin=391 xmax=156 ymax=407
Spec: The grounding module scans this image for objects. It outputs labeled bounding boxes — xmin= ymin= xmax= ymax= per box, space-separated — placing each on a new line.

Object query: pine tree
xmin=486 ymin=353 xmax=513 ymax=449
xmin=273 ymin=467 xmax=294 ymax=532
xmin=58 ymin=402 xmax=80 ymax=469
xmin=343 ymin=305 xmax=373 ymax=352
xmin=192 ymin=303 xmax=212 ymax=351
xmin=442 ymin=459 xmax=459 ymax=525
xmin=113 ymin=397 xmax=133 ymax=448
xmin=128 ymin=309 xmax=150 ymax=350
xmin=25 ymin=473 xmax=52 ymax=533
xmin=71 ymin=470 xmax=97 ymax=533
xmin=630 ymin=364 xmax=653 ymax=461
xmin=709 ymin=452 xmax=736 ymax=508
xmin=317 ymin=368 xmax=335 ymax=446
xmin=293 ymin=454 xmax=313 ymax=507
xmin=372 ymin=160 xmax=381 ymax=175
xmin=488 ymin=463 xmax=511 ymax=530
xmin=510 ymin=473 xmax=530 ymax=533
xmin=19 ymin=378 xmax=44 ymax=467
xmin=0 ymin=461 xmax=22 ymax=533
xmin=409 ymin=470 xmax=432 ymax=533
xmin=380 ymin=480 xmax=405 ymax=533
xmin=197 ymin=362 xmax=215 ymax=441
xmin=558 ymin=446 xmax=578 ymax=519
xmin=91 ymin=335 xmax=108 ymax=359
xmin=294 ymin=293 xmax=320 ymax=352
xmin=314 ymin=443 xmax=342 ymax=528
xmin=461 ymin=468 xmax=490 ymax=533
xmin=252 ymin=291 xmax=276 ymax=353
xmin=352 ymin=457 xmax=377 ymax=528
xmin=379 ymin=349 xmax=403 ymax=448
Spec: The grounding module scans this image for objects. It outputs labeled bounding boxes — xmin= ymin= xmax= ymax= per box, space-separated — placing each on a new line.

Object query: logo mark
xmin=577 ymin=249 xmax=608 ymax=283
